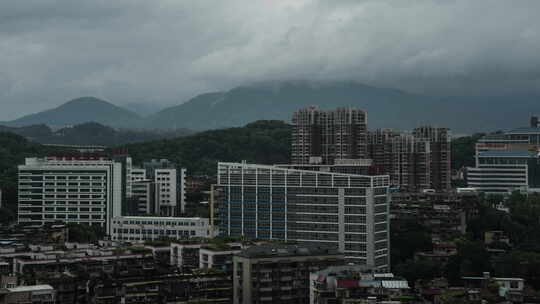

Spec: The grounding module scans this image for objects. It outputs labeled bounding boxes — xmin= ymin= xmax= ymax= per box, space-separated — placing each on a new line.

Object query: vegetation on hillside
xmin=0 ymin=132 xmax=72 ymax=223
xmin=0 ymin=122 xmax=193 ymax=147
xmin=392 ymin=192 xmax=540 ymax=289
xmin=122 ymin=120 xmax=291 ymax=175
xmin=451 ymin=133 xmax=485 ymax=169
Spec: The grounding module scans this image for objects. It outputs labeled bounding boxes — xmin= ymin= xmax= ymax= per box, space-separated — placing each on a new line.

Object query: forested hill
xmin=0 ymin=132 xmax=74 ymax=223
xmin=0 ymin=122 xmax=193 ymax=146
xmin=122 ymin=119 xmax=481 ymax=175
xmin=122 ymin=120 xmax=291 ymax=175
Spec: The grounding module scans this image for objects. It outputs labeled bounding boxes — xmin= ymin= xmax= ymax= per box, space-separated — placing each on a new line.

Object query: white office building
xmin=18 ymin=157 xmax=123 ymax=234
xmin=217 ymin=162 xmax=391 ymax=269
xmin=110 ymin=216 xmax=209 ymax=242
xmin=125 ymin=159 xmax=186 ymax=216
xmin=466 ymin=119 xmax=540 ymax=195
xmin=154 ymin=168 xmax=177 ymax=216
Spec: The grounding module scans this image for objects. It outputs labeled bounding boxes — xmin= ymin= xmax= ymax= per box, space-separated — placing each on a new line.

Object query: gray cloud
xmin=1 ymin=0 xmax=540 ymax=120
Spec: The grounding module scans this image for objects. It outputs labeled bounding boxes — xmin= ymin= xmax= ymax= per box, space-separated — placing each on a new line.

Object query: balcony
xmin=280 ymin=276 xmax=293 ymax=282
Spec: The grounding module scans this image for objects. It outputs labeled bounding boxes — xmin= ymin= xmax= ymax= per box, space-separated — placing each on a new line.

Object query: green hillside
xmin=0 ymin=132 xmax=73 ymax=223
xmin=123 ymin=120 xmax=291 ymax=175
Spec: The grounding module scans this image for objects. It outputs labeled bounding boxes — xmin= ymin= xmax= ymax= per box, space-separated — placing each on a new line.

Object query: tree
xmin=445 ymin=240 xmax=492 ymax=284
xmin=67 ymin=223 xmax=105 ymax=243
xmin=390 ymin=219 xmax=432 ymax=268
xmin=0 ymin=207 xmax=15 ymax=225
xmin=394 ymin=260 xmax=441 ymax=288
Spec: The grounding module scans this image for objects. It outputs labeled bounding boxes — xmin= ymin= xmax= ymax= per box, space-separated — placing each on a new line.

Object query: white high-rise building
xmin=18 ymin=156 xmax=123 ymax=234
xmin=217 ymin=162 xmax=391 ymax=270
xmin=153 ymin=168 xmax=177 ymax=216
xmin=125 ymin=159 xmax=187 ymax=216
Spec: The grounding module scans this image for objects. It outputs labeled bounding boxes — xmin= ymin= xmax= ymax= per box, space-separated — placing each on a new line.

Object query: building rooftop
xmin=313 ymin=265 xmax=373 ymax=277
xmin=113 ymin=216 xmax=204 ymax=221
xmin=235 ymin=242 xmax=341 ymax=258
xmin=477 ymin=149 xmax=536 ymax=158
xmin=219 ymin=162 xmax=388 ymax=180
xmin=6 ymin=284 xmax=54 ymax=292
xmin=506 ymin=127 xmax=540 ymax=135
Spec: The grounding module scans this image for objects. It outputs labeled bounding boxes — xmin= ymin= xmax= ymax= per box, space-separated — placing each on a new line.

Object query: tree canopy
xmin=121 ymin=120 xmax=291 ymax=175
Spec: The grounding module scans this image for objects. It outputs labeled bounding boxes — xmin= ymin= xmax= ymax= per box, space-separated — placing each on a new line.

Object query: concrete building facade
xmin=292 ymin=106 xmax=368 ymax=165
xmin=466 ymin=118 xmax=540 ymax=195
xmin=18 ymin=156 xmax=123 ymax=234
xmin=232 ymin=243 xmax=344 ymax=304
xmin=110 ymin=216 xmax=209 ymax=242
xmin=217 ymin=162 xmax=390 ymax=269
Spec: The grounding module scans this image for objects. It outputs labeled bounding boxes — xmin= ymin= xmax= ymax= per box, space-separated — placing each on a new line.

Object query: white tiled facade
xmin=111 ymin=216 xmax=209 ymax=242
xmin=217 ymin=162 xmax=391 ymax=269
xmin=154 ymin=169 xmax=177 ymax=216
xmin=18 ymin=157 xmax=123 ymax=234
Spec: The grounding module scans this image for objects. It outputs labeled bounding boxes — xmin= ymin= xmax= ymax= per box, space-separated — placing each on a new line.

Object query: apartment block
xmin=233 ymin=243 xmax=344 ymax=304
xmin=17 ymin=156 xmax=123 ymax=234
xmin=110 ymin=216 xmax=209 ymax=242
xmin=368 ymin=129 xmax=431 ymax=191
xmin=217 ymin=162 xmax=391 ymax=269
xmin=88 ymin=268 xmax=232 ymax=304
xmin=199 ymin=245 xmax=242 ymax=272
xmin=310 ymin=265 xmax=410 ymax=304
xmin=0 ymin=285 xmax=56 ymax=304
xmin=292 ymin=106 xmax=368 ymax=165
xmin=413 ymin=126 xmax=452 ymax=191
xmin=291 ymin=107 xmax=451 ymax=191
xmin=170 ymin=242 xmax=205 ymax=270
xmin=124 ymin=159 xmax=187 ymax=216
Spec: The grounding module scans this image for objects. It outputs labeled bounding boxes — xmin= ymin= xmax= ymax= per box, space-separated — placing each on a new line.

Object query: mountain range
xmin=3 ymin=81 xmax=539 ymax=133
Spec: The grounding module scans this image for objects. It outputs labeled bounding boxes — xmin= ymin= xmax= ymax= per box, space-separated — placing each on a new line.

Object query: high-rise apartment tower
xmin=292 ymin=106 xmax=368 ymax=165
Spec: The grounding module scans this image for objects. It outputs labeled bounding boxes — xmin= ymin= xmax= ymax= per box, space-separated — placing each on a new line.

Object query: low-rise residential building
xmin=415 ymin=242 xmax=457 ymax=265
xmin=0 ymin=284 xmax=56 ymax=304
xmin=88 ymin=268 xmax=232 ymax=304
xmin=170 ymin=242 xmax=204 ymax=270
xmin=310 ymin=265 xmax=411 ymax=304
xmin=110 ymin=216 xmax=209 ymax=242
xmin=462 ymin=272 xmax=525 ymax=303
xmin=200 ymin=244 xmax=242 ymax=272
xmin=233 ymin=242 xmax=345 ymax=304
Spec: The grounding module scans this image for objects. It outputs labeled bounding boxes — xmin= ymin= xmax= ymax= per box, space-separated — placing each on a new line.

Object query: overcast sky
xmin=1 ymin=0 xmax=540 ymax=120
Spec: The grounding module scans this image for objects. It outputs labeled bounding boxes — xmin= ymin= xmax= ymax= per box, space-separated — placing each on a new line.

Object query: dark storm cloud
xmin=1 ymin=0 xmax=540 ymax=120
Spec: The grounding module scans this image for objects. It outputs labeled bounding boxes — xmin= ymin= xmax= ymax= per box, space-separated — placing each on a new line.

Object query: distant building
xmin=170 ymin=242 xmax=205 ymax=270
xmin=292 ymin=106 xmax=368 ymax=165
xmin=199 ymin=245 xmax=241 ymax=272
xmin=367 ymin=127 xmax=451 ymax=191
xmin=466 ymin=118 xmax=540 ymax=195
xmin=0 ymin=284 xmax=56 ymax=304
xmin=310 ymin=265 xmax=411 ymax=304
xmin=462 ymin=272 xmax=525 ymax=303
xmin=17 ymin=156 xmax=123 ymax=234
xmin=368 ymin=129 xmax=431 ymax=191
xmin=291 ymin=106 xmax=451 ymax=191
xmin=232 ymin=243 xmax=345 ymax=304
xmin=88 ymin=268 xmax=232 ymax=304
xmin=217 ymin=162 xmax=391 ymax=269
xmin=125 ymin=159 xmax=186 ymax=216
xmin=110 ymin=216 xmax=209 ymax=242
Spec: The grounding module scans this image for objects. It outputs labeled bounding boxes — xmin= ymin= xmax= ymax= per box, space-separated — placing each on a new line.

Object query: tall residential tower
xmin=292 ymin=106 xmax=368 ymax=165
